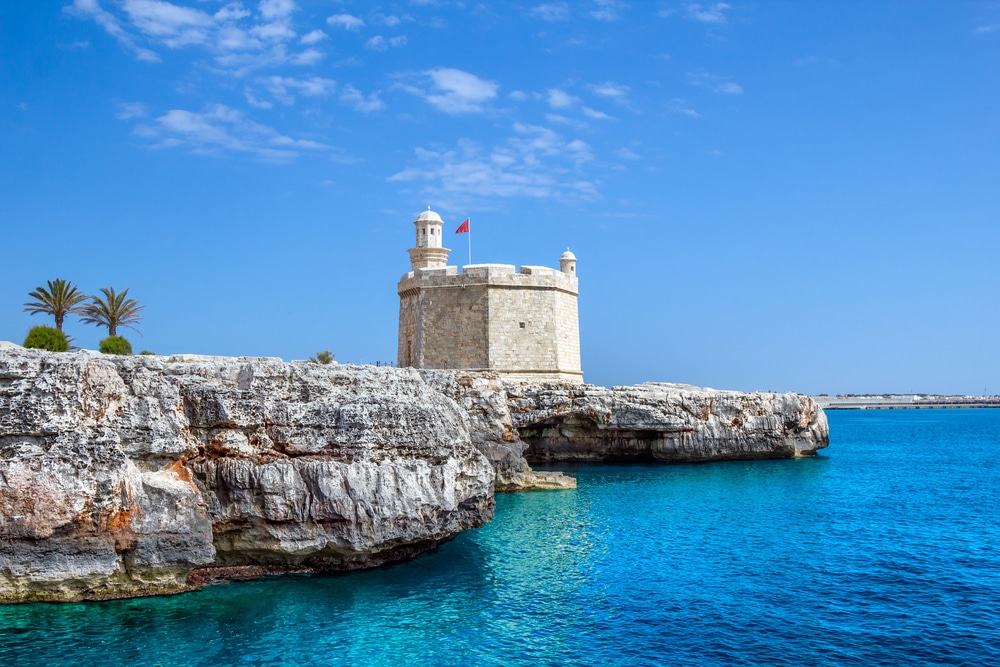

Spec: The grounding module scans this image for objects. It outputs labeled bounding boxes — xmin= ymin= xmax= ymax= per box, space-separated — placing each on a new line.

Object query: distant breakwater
xmin=816 ymin=395 xmax=1000 ymax=410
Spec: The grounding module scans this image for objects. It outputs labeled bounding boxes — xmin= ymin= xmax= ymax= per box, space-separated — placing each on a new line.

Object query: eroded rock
xmin=0 ymin=349 xmax=494 ymax=602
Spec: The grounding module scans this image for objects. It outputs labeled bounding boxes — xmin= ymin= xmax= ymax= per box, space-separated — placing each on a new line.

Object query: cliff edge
xmin=0 ymin=349 xmax=494 ymax=603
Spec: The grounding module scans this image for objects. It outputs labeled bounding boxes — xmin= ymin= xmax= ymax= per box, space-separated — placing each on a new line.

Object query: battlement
xmin=399 ymin=264 xmax=579 ymax=297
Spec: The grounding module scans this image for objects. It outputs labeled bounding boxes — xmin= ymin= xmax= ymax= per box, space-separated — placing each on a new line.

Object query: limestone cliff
xmin=505 ymin=381 xmax=828 ymax=462
xmin=0 ymin=348 xmax=827 ymax=603
xmin=0 ymin=349 xmax=494 ymax=603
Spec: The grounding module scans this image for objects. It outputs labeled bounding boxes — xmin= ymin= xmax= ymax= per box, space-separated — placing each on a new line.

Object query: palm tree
xmin=23 ymin=278 xmax=89 ymax=332
xmin=79 ymin=287 xmax=145 ymax=337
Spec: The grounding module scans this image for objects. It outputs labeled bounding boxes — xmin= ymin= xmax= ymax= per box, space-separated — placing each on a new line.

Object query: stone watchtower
xmin=397 ymin=208 xmax=582 ymax=383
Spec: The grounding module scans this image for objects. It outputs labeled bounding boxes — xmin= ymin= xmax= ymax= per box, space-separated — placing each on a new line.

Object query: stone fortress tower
xmin=397 ymin=207 xmax=582 ymax=383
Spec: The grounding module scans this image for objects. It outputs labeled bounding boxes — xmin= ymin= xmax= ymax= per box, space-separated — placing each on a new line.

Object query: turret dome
xmin=560 ymin=249 xmax=577 ymax=261
xmin=415 ymin=207 xmax=443 ymax=223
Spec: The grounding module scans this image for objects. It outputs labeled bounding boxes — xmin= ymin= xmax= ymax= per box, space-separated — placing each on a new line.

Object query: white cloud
xmin=65 ymin=0 xmax=161 ymax=61
xmin=366 ymin=35 xmax=407 ymax=51
xmin=244 ymin=90 xmax=273 ymax=108
xmin=121 ymin=0 xmax=214 ymax=48
xmin=258 ymin=0 xmax=296 ymax=20
xmin=300 ymin=29 xmax=327 ymax=44
xmin=509 ymin=90 xmax=529 ymax=101
xmin=530 ymin=3 xmax=569 ymax=21
xmin=547 ymin=88 xmax=579 ymax=109
xmin=327 ymin=13 xmax=364 ymax=30
xmin=689 ymin=72 xmax=742 ymax=94
xmin=135 ymin=103 xmax=327 ymax=161
xmin=591 ymin=0 xmax=622 ymax=21
xmin=214 ymin=3 xmax=250 ymax=21
xmin=615 ymin=147 xmax=640 ymax=160
xmin=404 ymin=68 xmax=499 ymax=114
xmin=379 ymin=14 xmax=403 ymax=26
xmin=546 ymin=113 xmax=587 ymax=130
xmin=974 ymin=24 xmax=998 ymax=33
xmin=67 ymin=0 xmax=320 ymax=70
xmin=687 ymin=2 xmax=730 ymax=23
xmin=116 ymin=102 xmax=148 ymax=120
xmin=340 ymin=84 xmax=385 ymax=112
xmin=591 ymin=81 xmax=629 ymax=100
xmin=667 ymin=98 xmax=700 ymax=118
xmin=291 ymin=48 xmax=324 ymax=65
xmin=261 ymin=75 xmax=335 ymax=104
xmin=582 ymin=106 xmax=614 ymax=120
xmin=389 ymin=127 xmax=598 ymax=205
xmin=250 ymin=22 xmax=296 ymax=41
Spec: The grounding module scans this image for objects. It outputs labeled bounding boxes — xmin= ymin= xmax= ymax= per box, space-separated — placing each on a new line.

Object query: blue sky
xmin=2 ymin=1 xmax=998 ymax=395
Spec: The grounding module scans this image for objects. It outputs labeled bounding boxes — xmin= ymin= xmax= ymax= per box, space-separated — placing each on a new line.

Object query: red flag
xmin=455 ymin=218 xmax=470 ymax=234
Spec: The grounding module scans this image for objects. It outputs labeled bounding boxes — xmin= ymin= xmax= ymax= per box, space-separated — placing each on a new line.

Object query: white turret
xmin=560 ymin=249 xmax=577 ymax=275
xmin=408 ymin=207 xmax=451 ymax=270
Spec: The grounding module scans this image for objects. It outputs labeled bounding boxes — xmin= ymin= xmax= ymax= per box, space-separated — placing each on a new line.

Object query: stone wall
xmin=397 ymin=264 xmax=582 ymax=382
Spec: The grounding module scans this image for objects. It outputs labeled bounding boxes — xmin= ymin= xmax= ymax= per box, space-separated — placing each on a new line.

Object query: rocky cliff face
xmin=0 ymin=348 xmax=828 ymax=603
xmin=0 ymin=349 xmax=494 ymax=603
xmin=505 ymin=382 xmax=828 ymax=462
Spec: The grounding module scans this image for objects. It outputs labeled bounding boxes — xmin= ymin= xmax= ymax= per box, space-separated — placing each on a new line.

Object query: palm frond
xmin=79 ymin=286 xmax=145 ymax=337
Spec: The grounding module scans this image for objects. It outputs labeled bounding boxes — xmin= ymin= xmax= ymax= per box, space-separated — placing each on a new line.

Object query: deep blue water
xmin=2 ymin=409 xmax=999 ymax=666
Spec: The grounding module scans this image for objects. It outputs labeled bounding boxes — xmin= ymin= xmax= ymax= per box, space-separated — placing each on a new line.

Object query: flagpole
xmin=468 ymin=217 xmax=472 ymax=266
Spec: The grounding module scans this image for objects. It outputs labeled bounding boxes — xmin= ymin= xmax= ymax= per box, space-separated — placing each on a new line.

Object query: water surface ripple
xmin=2 ymin=409 xmax=998 ymax=665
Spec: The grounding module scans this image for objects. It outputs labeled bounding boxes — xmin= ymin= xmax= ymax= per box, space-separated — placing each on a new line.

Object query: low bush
xmin=310 ymin=350 xmax=335 ymax=364
xmin=100 ymin=336 xmax=133 ymax=355
xmin=23 ymin=326 xmax=69 ymax=352
xmin=139 ymin=350 xmax=156 ymax=355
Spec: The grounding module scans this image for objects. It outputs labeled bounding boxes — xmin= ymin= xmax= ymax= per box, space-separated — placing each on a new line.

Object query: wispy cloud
xmin=365 ymin=35 xmax=407 ymax=51
xmin=615 ymin=147 xmax=640 ymax=160
xmin=667 ymin=98 xmax=700 ymax=118
xmin=389 ymin=126 xmax=597 ymax=205
xmin=66 ymin=0 xmax=324 ymax=72
xmin=402 ymin=68 xmax=499 ymax=114
xmin=582 ymin=107 xmax=614 ymax=120
xmin=65 ymin=0 xmax=161 ymax=61
xmin=591 ymin=81 xmax=630 ymax=101
xmin=546 ymin=113 xmax=588 ymax=129
xmin=134 ymin=103 xmax=327 ymax=161
xmin=260 ymin=75 xmax=335 ymax=104
xmin=974 ymin=23 xmax=998 ymax=33
xmin=258 ymin=0 xmax=296 ymax=20
xmin=686 ymin=2 xmax=730 ymax=24
xmin=688 ymin=72 xmax=742 ymax=94
xmin=340 ymin=84 xmax=384 ymax=112
xmin=547 ymin=88 xmax=579 ymax=109
xmin=530 ymin=3 xmax=569 ymax=21
xmin=116 ymin=101 xmax=148 ymax=120
xmin=327 ymin=13 xmax=363 ymax=30
xmin=300 ymin=29 xmax=326 ymax=44
xmin=591 ymin=0 xmax=623 ymax=21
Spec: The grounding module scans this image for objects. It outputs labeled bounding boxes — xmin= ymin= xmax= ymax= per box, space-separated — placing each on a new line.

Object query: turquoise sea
xmin=2 ymin=409 xmax=999 ymax=666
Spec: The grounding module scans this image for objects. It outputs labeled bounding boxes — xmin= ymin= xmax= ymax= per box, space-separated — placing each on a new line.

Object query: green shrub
xmin=309 ymin=350 xmax=334 ymax=364
xmin=99 ymin=336 xmax=133 ymax=355
xmin=23 ymin=326 xmax=69 ymax=352
xmin=139 ymin=350 xmax=156 ymax=355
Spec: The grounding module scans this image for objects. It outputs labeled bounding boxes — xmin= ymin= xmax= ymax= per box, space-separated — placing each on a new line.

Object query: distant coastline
xmin=814 ymin=394 xmax=1000 ymax=410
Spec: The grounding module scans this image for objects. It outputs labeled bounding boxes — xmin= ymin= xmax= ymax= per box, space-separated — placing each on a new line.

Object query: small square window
xmin=519 ymin=322 xmax=525 ymax=329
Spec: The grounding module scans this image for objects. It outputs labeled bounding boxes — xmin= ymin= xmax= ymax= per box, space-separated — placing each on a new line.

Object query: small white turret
xmin=408 ymin=207 xmax=451 ymax=270
xmin=414 ymin=206 xmax=444 ymax=249
xmin=560 ymin=249 xmax=577 ymax=275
